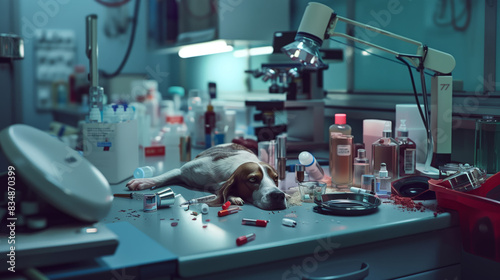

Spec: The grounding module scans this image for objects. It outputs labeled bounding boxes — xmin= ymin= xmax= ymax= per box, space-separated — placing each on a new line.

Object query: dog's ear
xmin=206 ymin=174 xmax=237 ymax=207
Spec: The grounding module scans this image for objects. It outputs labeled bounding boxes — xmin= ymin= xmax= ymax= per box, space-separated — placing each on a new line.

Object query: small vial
xmin=218 ymin=208 xmax=240 ymax=217
xmin=282 ymin=218 xmax=297 ymax=227
xmin=242 ymin=218 xmax=268 ymax=227
xmin=361 ymin=174 xmax=375 ymax=192
xmin=353 ymin=149 xmax=370 ymax=187
xmin=350 ymin=187 xmax=375 ymax=195
xmin=298 ymin=151 xmax=325 ymax=181
xmin=295 ymin=164 xmax=305 ymax=182
xmin=180 ymin=194 xmax=217 ymax=206
xmin=143 ymin=194 xmax=157 ymax=212
xmin=236 ymin=233 xmax=256 ymax=246
xmin=375 ymin=163 xmax=391 ymax=198
xmin=134 ymin=166 xmax=156 ymax=178
xmin=200 ymin=203 xmax=209 ymax=215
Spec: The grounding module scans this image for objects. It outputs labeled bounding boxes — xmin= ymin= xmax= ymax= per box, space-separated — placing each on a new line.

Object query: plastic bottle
xmin=134 ymin=166 xmax=156 ymax=178
xmin=328 ymin=113 xmax=352 ymax=136
xmin=144 ymin=89 xmax=159 ymax=128
xmin=372 ymin=121 xmax=399 ymax=179
xmin=204 ymin=102 xmax=216 ymax=148
xmin=375 ymin=163 xmax=391 ymax=198
xmin=353 ymin=149 xmax=370 ymax=187
xmin=298 ymin=151 xmax=324 ymax=181
xmin=396 ymin=119 xmax=417 ymax=176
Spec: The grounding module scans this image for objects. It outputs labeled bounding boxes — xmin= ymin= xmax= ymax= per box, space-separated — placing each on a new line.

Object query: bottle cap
xmin=334 ymin=114 xmax=346 ymax=125
xmin=357 ymin=149 xmax=366 ymax=159
xmin=298 ymin=151 xmax=314 ymax=166
xmin=379 ymin=163 xmax=388 ymax=177
xmin=382 ymin=121 xmax=392 ymax=137
xmin=397 ymin=119 xmax=409 ymax=138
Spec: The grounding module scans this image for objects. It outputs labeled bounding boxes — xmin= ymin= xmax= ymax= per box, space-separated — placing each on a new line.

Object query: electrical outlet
xmin=34 ymin=29 xmax=76 ymax=110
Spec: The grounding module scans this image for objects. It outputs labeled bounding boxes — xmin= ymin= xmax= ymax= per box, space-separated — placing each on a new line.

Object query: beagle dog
xmin=126 ymin=143 xmax=288 ymax=210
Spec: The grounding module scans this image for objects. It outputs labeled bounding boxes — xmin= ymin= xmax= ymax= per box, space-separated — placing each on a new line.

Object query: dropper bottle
xmin=396 ymin=119 xmax=416 ymax=176
xmin=375 ymin=163 xmax=391 ymax=198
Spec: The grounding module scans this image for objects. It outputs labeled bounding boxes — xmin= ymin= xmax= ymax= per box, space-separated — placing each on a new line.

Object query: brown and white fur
xmin=126 ymin=143 xmax=288 ymax=210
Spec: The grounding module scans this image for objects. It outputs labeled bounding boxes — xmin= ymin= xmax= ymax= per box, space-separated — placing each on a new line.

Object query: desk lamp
xmin=283 ymin=2 xmax=456 ymax=175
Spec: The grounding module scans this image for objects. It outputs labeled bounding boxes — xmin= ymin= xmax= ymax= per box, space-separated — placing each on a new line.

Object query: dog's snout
xmin=270 ymin=192 xmax=285 ymax=201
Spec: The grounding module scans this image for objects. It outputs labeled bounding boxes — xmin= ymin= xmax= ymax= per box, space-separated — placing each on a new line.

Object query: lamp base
xmin=416 ymin=163 xmax=440 ymax=179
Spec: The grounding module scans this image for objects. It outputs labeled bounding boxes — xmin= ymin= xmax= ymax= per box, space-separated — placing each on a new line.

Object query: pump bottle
xmin=396 ymin=119 xmax=416 ymax=176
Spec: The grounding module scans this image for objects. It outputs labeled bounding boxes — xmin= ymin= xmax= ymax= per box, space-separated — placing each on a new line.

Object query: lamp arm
xmin=326 ymin=15 xmax=456 ymax=74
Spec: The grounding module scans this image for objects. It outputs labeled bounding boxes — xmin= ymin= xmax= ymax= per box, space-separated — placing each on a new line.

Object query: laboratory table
xmin=37 ymin=150 xmax=467 ymax=280
xmin=97 ymin=175 xmax=462 ymax=280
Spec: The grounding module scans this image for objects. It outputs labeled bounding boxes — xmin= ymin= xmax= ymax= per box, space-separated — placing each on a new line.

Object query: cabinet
xmin=148 ymin=0 xmax=290 ymax=51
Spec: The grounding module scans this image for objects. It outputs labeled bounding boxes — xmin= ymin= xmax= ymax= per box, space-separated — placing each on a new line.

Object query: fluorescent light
xmin=233 ymin=46 xmax=274 ymax=58
xmin=361 ymin=51 xmax=370 ymax=56
xmin=178 ymin=40 xmax=233 ymax=58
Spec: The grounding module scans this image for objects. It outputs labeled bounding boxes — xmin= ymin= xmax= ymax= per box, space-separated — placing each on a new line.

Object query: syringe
xmin=180 ymin=194 xmax=217 ymax=206
xmin=86 ymin=14 xmax=104 ymax=122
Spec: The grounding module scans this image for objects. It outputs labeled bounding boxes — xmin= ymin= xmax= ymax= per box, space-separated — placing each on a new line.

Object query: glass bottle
xmin=330 ymin=134 xmax=353 ymax=188
xmin=328 ymin=113 xmax=352 ymax=137
xmin=353 ymin=149 xmax=370 ymax=187
xmin=372 ymin=121 xmax=399 ymax=179
xmin=474 ymin=116 xmax=500 ymax=174
xmin=396 ymin=119 xmax=416 ymax=176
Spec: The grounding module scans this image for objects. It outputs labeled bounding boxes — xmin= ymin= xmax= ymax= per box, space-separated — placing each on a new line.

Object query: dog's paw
xmin=229 ymin=196 xmax=245 ymax=206
xmin=126 ymin=178 xmax=157 ymax=191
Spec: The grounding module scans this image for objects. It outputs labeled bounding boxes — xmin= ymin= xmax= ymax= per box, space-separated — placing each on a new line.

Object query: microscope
xmin=245 ymin=31 xmax=342 ymax=150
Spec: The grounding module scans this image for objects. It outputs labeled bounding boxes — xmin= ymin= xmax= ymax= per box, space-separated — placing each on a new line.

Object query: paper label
xmin=337 ymin=145 xmax=351 ymax=156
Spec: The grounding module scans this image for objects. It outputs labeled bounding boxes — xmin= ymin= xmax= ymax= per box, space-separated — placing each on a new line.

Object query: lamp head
xmin=281 ymin=2 xmax=334 ymax=69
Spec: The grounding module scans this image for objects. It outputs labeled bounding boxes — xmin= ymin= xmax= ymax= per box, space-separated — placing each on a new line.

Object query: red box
xmin=144 ymin=146 xmax=165 ymax=157
xmin=429 ymin=172 xmax=500 ymax=262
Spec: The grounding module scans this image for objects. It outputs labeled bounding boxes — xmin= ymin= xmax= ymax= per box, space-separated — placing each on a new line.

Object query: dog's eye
xmin=248 ymin=177 xmax=257 ymax=183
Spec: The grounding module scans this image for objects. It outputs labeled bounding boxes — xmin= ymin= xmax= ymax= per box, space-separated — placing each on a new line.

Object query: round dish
xmin=314 ymin=192 xmax=381 ymax=216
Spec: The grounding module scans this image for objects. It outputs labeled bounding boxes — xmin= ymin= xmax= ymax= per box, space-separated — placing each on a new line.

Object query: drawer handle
xmin=302 ymin=262 xmax=369 ymax=280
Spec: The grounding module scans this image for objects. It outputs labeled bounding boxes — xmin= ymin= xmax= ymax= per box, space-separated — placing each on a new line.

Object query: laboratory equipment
xmin=180 ymin=194 xmax=217 ymax=206
xmin=282 ymin=218 xmax=297 ymax=227
xmin=396 ymin=120 xmax=417 ymax=176
xmin=143 ymin=194 xmax=158 ymax=212
xmin=242 ymin=218 xmax=269 ymax=227
xmin=0 ymin=124 xmax=118 ymax=269
xmin=218 ymin=208 xmax=240 ymax=217
xmin=156 ymin=187 xmax=176 ymax=208
xmin=330 ymin=134 xmax=353 ymax=188
xmin=474 ymin=115 xmax=499 ymax=174
xmin=236 ymin=233 xmax=256 ymax=246
xmin=372 ymin=122 xmax=399 ymax=179
xmin=277 ymin=135 xmax=287 ymax=180
xmin=353 ymin=149 xmax=370 ymax=188
xmin=298 ymin=151 xmax=325 ymax=181
xmin=361 ymin=174 xmax=375 ymax=192
xmin=82 ymin=15 xmax=138 ymax=183
xmin=375 ymin=163 xmax=391 ymax=198
xmin=258 ymin=140 xmax=277 ymax=169
xmin=350 ymin=187 xmax=375 ymax=195
xmin=134 ymin=166 xmax=156 ymax=178
xmin=295 ymin=164 xmax=305 ymax=182
xmin=0 ymin=33 xmax=24 ymax=60
xmin=282 ymin=2 xmax=456 ymax=175
xmin=298 ymin=181 xmax=326 ymax=203
xmin=314 ymin=193 xmax=381 ymax=216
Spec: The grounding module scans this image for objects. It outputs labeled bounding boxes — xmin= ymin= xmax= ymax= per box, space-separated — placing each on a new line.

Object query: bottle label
xmin=337 ymin=145 xmax=351 ymax=156
xmin=404 ymin=149 xmax=416 ymax=173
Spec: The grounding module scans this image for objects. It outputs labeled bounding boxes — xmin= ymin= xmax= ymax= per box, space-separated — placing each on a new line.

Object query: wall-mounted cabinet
xmin=148 ymin=0 xmax=290 ymax=53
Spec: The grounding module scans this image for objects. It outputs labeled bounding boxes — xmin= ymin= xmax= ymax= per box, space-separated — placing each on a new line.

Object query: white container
xmin=134 ymin=166 xmax=156 ymax=178
xmin=83 ymin=120 xmax=139 ymax=184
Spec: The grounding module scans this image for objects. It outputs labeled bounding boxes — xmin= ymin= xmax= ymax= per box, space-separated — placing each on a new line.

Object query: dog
xmin=126 ymin=143 xmax=288 ymax=210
